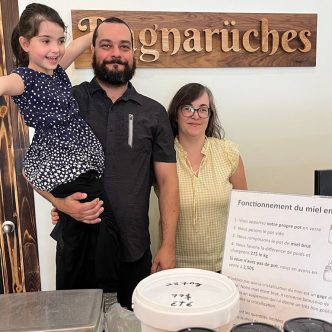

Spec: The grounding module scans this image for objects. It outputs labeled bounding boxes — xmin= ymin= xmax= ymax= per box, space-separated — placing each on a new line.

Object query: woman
xmin=168 ymin=83 xmax=247 ymax=272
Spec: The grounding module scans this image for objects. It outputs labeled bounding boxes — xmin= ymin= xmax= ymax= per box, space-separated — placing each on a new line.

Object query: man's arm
xmin=35 ymin=188 xmax=104 ymax=224
xmin=151 ymin=161 xmax=179 ymax=273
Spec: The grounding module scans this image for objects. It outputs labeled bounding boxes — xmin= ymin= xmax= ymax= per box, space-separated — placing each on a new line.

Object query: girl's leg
xmin=51 ymin=171 xmax=102 ymax=290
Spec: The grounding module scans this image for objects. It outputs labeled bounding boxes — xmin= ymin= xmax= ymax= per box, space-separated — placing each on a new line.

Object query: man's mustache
xmin=103 ymin=58 xmax=128 ymax=66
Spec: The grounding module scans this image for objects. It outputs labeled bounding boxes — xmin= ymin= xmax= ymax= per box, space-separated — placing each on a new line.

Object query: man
xmin=49 ymin=17 xmax=179 ymax=309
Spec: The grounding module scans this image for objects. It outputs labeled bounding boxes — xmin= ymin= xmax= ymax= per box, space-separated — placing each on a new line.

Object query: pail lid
xmin=283 ymin=317 xmax=332 ymax=332
xmin=132 ymin=268 xmax=239 ymax=331
xmin=230 ymin=322 xmax=281 ymax=331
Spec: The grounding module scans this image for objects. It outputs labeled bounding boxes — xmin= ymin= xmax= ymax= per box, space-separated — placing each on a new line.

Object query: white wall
xmin=17 ymin=0 xmax=332 ymax=290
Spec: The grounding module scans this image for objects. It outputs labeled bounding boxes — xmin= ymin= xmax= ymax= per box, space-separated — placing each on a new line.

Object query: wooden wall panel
xmin=0 ymin=0 xmax=40 ymax=293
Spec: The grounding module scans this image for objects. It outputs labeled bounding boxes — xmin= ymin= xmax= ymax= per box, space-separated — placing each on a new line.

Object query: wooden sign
xmin=71 ymin=10 xmax=317 ymax=68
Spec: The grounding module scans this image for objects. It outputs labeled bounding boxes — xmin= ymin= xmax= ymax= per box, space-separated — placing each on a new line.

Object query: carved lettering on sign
xmin=71 ymin=11 xmax=317 ymax=68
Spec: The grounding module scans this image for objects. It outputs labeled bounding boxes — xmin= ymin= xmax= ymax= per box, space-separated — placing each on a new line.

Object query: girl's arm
xmin=0 ymin=73 xmax=24 ymax=96
xmin=59 ymin=31 xmax=93 ymax=70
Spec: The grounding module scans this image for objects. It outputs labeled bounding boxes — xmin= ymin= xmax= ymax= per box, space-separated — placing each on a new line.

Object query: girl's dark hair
xmin=11 ymin=3 xmax=65 ymax=67
xmin=168 ymin=83 xmax=225 ymax=139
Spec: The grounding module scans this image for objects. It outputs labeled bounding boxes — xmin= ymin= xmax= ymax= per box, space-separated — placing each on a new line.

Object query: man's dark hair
xmin=92 ymin=17 xmax=133 ymax=47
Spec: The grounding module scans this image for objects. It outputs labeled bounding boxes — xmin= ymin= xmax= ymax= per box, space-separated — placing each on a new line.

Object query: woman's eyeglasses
xmin=180 ymin=105 xmax=210 ymax=118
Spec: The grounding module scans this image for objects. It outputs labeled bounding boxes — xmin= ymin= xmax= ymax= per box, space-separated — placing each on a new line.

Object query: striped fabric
xmin=175 ymin=137 xmax=239 ymax=271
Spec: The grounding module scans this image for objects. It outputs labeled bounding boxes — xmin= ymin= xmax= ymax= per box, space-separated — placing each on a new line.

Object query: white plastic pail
xmin=132 ymin=268 xmax=239 ymax=332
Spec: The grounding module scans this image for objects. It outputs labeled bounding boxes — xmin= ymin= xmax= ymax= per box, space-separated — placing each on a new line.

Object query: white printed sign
xmin=222 ymin=190 xmax=332 ymax=330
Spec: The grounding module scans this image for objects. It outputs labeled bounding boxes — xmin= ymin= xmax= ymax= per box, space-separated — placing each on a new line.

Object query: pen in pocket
xmin=128 ymin=114 xmax=133 ymax=148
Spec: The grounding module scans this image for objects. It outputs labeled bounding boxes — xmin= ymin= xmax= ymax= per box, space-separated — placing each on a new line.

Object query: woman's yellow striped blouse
xmin=175 ymin=136 xmax=240 ymax=272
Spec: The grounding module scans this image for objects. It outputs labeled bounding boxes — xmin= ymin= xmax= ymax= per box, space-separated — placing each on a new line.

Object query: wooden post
xmin=0 ymin=0 xmax=40 ymax=293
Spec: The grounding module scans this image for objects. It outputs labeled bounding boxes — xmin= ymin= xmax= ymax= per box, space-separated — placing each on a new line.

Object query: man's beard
xmin=92 ymin=54 xmax=136 ymax=86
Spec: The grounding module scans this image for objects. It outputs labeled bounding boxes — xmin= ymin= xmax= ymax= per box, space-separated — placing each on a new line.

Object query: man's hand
xmin=52 ymin=192 xmax=104 ymax=224
xmin=51 ymin=207 xmax=60 ymax=225
xmin=151 ymin=244 xmax=176 ymax=274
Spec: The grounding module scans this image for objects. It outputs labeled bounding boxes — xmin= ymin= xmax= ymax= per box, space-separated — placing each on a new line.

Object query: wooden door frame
xmin=0 ymin=0 xmax=40 ymax=293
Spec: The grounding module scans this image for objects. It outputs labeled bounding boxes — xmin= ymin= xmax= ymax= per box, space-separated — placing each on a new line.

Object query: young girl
xmin=0 ymin=3 xmax=119 ymax=291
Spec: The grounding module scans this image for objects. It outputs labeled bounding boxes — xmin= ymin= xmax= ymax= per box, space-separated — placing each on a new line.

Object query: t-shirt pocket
xmin=112 ymin=112 xmax=152 ymax=154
